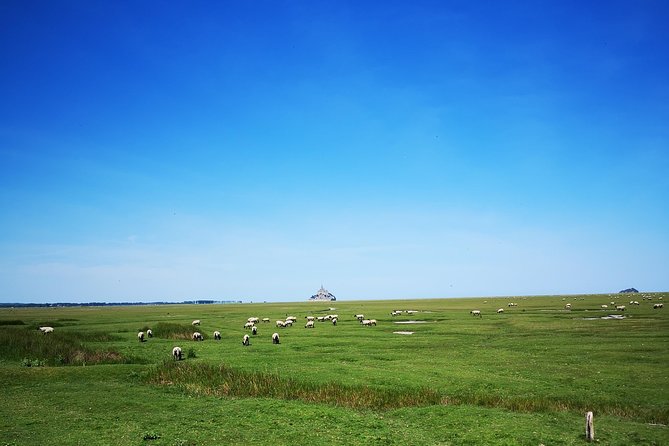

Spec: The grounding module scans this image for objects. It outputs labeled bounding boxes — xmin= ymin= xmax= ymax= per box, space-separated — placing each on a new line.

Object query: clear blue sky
xmin=1 ymin=1 xmax=668 ymax=303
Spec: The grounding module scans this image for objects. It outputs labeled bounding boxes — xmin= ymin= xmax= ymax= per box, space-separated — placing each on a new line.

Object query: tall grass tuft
xmin=0 ymin=320 xmax=25 ymax=326
xmin=152 ymin=322 xmax=195 ymax=340
xmin=0 ymin=327 xmax=140 ymax=366
xmin=147 ymin=361 xmax=669 ymax=422
xmin=147 ymin=361 xmax=442 ymax=410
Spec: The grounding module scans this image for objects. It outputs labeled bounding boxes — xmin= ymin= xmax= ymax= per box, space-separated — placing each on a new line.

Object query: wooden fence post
xmin=586 ymin=411 xmax=594 ymax=442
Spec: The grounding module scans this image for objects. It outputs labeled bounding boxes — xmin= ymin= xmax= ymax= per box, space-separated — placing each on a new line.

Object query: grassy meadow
xmin=1 ymin=293 xmax=668 ymax=445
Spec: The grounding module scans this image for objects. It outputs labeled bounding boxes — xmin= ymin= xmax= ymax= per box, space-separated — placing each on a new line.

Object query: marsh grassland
xmin=1 ymin=293 xmax=668 ymax=445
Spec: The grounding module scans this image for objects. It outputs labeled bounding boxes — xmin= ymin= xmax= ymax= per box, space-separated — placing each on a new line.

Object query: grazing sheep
xmin=286 ymin=316 xmax=297 ymax=322
xmin=615 ymin=305 xmax=626 ymax=311
xmin=565 ymin=303 xmax=572 ymax=310
xmin=252 ymin=326 xmax=258 ymax=335
xmin=247 ymin=317 xmax=259 ymax=324
xmin=213 ymin=330 xmax=221 ymax=340
xmin=497 ymin=308 xmax=504 ymax=313
xmin=272 ymin=332 xmax=280 ymax=344
xmin=172 ymin=346 xmax=183 ymax=360
xmin=262 ymin=318 xmax=271 ymax=323
xmin=146 ymin=329 xmax=153 ymax=338
xmin=305 ymin=320 xmax=315 ymax=328
xmin=317 ymin=316 xmax=325 ymax=322
xmin=39 ymin=326 xmax=54 ymax=334
xmin=332 ymin=317 xmax=337 ymax=326
xmin=354 ymin=314 xmax=364 ymax=321
xmin=601 ymin=305 xmax=608 ymax=309
xmin=138 ymin=331 xmax=145 ymax=342
xmin=192 ymin=320 xmax=201 ymax=326
xmin=654 ymin=303 xmax=664 ymax=309
xmin=192 ymin=332 xmax=203 ymax=341
xmin=407 ymin=310 xmax=418 ymax=314
xmin=242 ymin=334 xmax=250 ymax=346
xmin=391 ymin=310 xmax=402 ymax=316
xmin=306 ymin=316 xmax=315 ymax=322
xmin=361 ymin=319 xmax=377 ymax=326
xmin=283 ymin=320 xmax=293 ymax=327
xmin=276 ymin=320 xmax=285 ymax=328
xmin=244 ymin=322 xmax=255 ymax=329
xmin=470 ymin=310 xmax=481 ymax=317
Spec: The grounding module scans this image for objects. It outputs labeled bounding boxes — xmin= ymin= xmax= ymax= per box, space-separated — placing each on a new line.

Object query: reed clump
xmin=153 ymin=322 xmax=196 ymax=340
xmin=148 ymin=360 xmax=442 ymax=410
xmin=148 ymin=361 xmax=668 ymax=422
xmin=0 ymin=327 xmax=137 ymax=366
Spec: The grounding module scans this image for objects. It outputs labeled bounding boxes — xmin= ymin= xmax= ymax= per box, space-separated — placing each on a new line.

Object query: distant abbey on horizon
xmin=309 ymin=285 xmax=336 ymax=301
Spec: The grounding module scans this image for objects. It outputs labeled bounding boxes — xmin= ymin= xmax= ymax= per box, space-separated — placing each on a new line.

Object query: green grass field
xmin=1 ymin=293 xmax=668 ymax=445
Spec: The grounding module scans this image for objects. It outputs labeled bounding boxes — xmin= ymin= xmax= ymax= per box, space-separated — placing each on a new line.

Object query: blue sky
xmin=1 ymin=1 xmax=668 ymax=302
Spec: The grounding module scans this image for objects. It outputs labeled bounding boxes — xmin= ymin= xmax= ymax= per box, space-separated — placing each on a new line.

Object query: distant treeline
xmin=0 ymin=300 xmax=242 ymax=308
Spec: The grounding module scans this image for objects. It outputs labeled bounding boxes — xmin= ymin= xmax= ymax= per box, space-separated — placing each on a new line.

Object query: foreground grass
xmin=1 ymin=293 xmax=668 ymax=445
xmin=1 ymin=365 xmax=667 ymax=446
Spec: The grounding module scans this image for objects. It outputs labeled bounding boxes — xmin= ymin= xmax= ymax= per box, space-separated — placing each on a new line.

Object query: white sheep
xmin=272 ymin=332 xmax=280 ymax=344
xmin=276 ymin=320 xmax=286 ymax=328
xmin=138 ymin=331 xmax=145 ymax=342
xmin=391 ymin=310 xmax=402 ymax=316
xmin=192 ymin=320 xmax=201 ymax=326
xmin=654 ymin=303 xmax=664 ymax=309
xmin=213 ymin=330 xmax=221 ymax=340
xmin=244 ymin=322 xmax=255 ymax=329
xmin=354 ymin=314 xmax=364 ymax=321
xmin=262 ymin=318 xmax=271 ymax=323
xmin=283 ymin=320 xmax=293 ymax=327
xmin=252 ymin=326 xmax=258 ymax=335
xmin=172 ymin=346 xmax=183 ymax=360
xmin=361 ymin=319 xmax=377 ymax=326
xmin=286 ymin=316 xmax=297 ymax=322
xmin=332 ymin=317 xmax=337 ymax=326
xmin=242 ymin=334 xmax=250 ymax=346
xmin=146 ymin=329 xmax=153 ymax=338
xmin=565 ymin=303 xmax=572 ymax=310
xmin=306 ymin=316 xmax=315 ymax=322
xmin=192 ymin=332 xmax=203 ymax=341
xmin=470 ymin=310 xmax=481 ymax=317
xmin=39 ymin=326 xmax=54 ymax=334
xmin=616 ymin=305 xmax=626 ymax=311
xmin=247 ymin=317 xmax=259 ymax=324
xmin=497 ymin=308 xmax=504 ymax=313
xmin=305 ymin=320 xmax=315 ymax=328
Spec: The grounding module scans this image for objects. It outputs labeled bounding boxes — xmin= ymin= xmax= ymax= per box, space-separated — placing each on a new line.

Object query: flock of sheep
xmin=132 ymin=311 xmax=390 ymax=361
xmin=38 ymin=296 xmax=665 ymax=347
xmin=35 ymin=296 xmax=665 ymax=365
